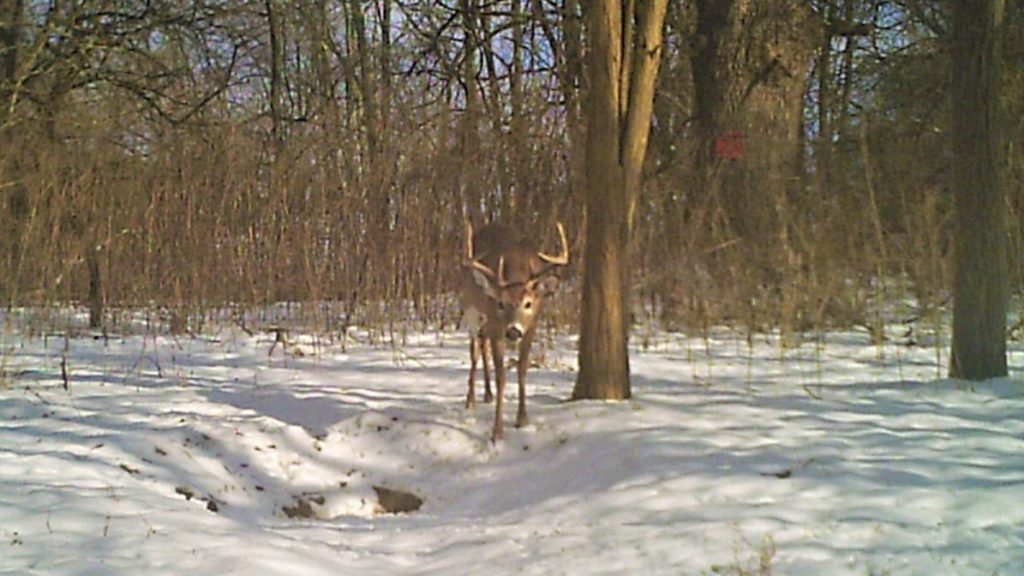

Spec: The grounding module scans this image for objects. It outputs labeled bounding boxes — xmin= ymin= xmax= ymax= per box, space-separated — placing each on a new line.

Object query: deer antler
xmin=496 ymin=256 xmax=508 ymax=286
xmin=536 ymin=222 xmax=569 ymax=266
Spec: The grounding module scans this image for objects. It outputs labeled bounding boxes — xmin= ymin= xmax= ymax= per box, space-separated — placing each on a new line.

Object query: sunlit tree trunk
xmin=573 ymin=0 xmax=668 ymax=401
xmin=575 ymin=0 xmax=629 ymax=400
xmin=950 ymin=0 xmax=1008 ymax=380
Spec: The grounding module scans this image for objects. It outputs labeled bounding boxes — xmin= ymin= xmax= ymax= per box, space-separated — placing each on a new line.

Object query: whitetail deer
xmin=460 ymin=221 xmax=569 ymax=442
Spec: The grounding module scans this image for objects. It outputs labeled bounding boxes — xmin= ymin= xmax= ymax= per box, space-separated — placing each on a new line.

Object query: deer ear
xmin=472 ymin=268 xmax=500 ymax=298
xmin=536 ymin=274 xmax=559 ymax=296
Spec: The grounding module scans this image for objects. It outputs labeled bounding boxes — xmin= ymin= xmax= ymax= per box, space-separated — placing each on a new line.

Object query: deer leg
xmin=515 ymin=328 xmax=535 ymax=428
xmin=466 ymin=335 xmax=479 ymax=409
xmin=482 ymin=335 xmax=494 ymax=403
xmin=491 ymin=337 xmax=506 ymax=443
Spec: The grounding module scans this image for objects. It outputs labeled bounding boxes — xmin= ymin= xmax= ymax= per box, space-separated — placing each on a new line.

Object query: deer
xmin=459 ymin=221 xmax=569 ymax=442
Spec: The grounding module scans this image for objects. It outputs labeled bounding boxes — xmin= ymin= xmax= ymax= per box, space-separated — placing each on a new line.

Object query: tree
xmin=949 ymin=0 xmax=1008 ymax=380
xmin=684 ymin=0 xmax=821 ymax=331
xmin=573 ymin=0 xmax=669 ymax=401
xmin=0 ymin=0 xmax=22 ymax=122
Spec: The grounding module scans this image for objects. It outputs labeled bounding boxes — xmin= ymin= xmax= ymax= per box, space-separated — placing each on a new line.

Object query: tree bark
xmin=949 ymin=0 xmax=1008 ymax=380
xmin=623 ymin=0 xmax=669 ymax=231
xmin=691 ymin=0 xmax=819 ymax=221
xmin=816 ymin=2 xmax=833 ymax=197
xmin=0 ymin=0 xmax=20 ymax=85
xmin=0 ymin=0 xmax=23 ymax=126
xmin=573 ymin=0 xmax=668 ymax=401
xmin=575 ymin=0 xmax=629 ymax=401
xmin=265 ymin=0 xmax=286 ymax=151
xmin=87 ymin=250 xmax=103 ymax=330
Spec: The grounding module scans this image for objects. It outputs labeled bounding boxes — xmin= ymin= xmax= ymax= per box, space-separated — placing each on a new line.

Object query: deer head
xmin=464 ymin=221 xmax=568 ymax=342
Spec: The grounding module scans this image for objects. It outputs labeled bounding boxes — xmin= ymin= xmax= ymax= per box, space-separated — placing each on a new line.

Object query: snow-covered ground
xmin=1 ymin=320 xmax=1022 ymax=575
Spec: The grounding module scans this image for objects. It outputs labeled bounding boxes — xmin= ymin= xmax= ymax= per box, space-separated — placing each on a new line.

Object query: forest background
xmin=2 ymin=0 xmax=1022 ymax=346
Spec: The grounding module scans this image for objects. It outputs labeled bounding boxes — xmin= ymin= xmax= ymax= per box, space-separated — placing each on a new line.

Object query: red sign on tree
xmin=715 ymin=131 xmax=745 ymax=161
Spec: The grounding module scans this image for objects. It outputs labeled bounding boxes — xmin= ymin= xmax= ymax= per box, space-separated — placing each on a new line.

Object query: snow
xmin=1 ymin=321 xmax=1023 ymax=575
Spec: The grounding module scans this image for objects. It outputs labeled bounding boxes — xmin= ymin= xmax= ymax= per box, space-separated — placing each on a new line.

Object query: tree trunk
xmin=87 ymin=250 xmax=103 ymax=330
xmin=0 ymin=0 xmax=20 ymax=83
xmin=816 ymin=2 xmax=833 ymax=198
xmin=573 ymin=0 xmax=668 ymax=401
xmin=458 ymin=0 xmax=483 ymax=222
xmin=508 ymin=0 xmax=525 ymax=220
xmin=0 ymin=0 xmax=23 ymax=126
xmin=691 ymin=0 xmax=819 ymax=226
xmin=623 ymin=0 xmax=669 ymax=232
xmin=575 ymin=0 xmax=629 ymax=401
xmin=686 ymin=0 xmax=819 ymax=333
xmin=264 ymin=0 xmax=285 ymax=151
xmin=351 ymin=0 xmax=378 ymax=161
xmin=949 ymin=0 xmax=1008 ymax=380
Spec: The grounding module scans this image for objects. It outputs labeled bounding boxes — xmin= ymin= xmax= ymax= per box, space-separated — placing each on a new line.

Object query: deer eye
xmin=524 ymin=301 xmax=533 ymax=310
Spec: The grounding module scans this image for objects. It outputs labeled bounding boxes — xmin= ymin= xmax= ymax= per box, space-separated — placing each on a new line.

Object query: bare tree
xmin=0 ymin=0 xmax=1020 ymax=359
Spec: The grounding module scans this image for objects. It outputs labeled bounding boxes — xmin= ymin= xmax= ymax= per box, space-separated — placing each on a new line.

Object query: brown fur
xmin=459 ymin=223 xmax=567 ymax=442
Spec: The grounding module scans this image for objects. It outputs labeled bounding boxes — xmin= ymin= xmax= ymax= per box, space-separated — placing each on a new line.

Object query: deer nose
xmin=505 ymin=326 xmax=523 ymax=342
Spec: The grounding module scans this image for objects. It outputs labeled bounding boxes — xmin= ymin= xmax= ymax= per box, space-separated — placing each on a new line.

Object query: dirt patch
xmin=372 ymin=486 xmax=423 ymax=514
xmin=281 ymin=486 xmax=423 ymax=519
xmin=282 ymin=493 xmax=325 ymax=518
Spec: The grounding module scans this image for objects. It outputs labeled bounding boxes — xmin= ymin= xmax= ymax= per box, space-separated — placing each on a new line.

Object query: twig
xmin=61 ymin=333 xmax=70 ymax=392
xmin=60 ymin=356 xmax=70 ymax=391
xmin=802 ymin=384 xmax=822 ymax=400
